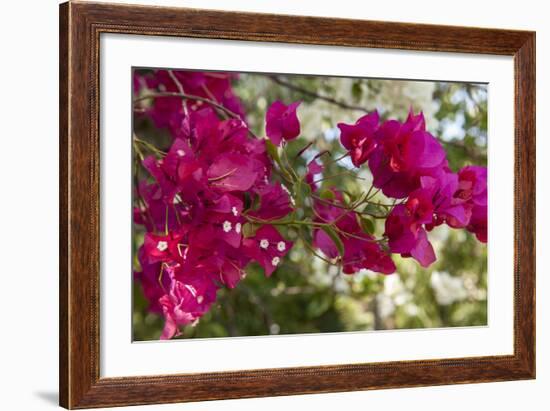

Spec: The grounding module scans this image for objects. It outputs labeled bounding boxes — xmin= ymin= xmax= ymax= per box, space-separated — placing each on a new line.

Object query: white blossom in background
xmin=376 ymin=293 xmax=395 ymax=319
xmin=384 ymin=274 xmax=411 ymax=306
xmin=430 ymin=271 xmax=468 ymax=306
xmin=374 ymin=273 xmax=413 ymax=320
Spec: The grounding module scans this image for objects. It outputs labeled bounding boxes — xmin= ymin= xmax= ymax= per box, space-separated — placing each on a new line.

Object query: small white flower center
xmin=156 ymin=241 xmax=168 ymax=252
xmin=277 ymin=241 xmax=286 ymax=252
xmin=271 ymin=256 xmax=280 ymax=266
xmin=235 ymin=222 xmax=242 ymax=234
xmin=197 ymin=295 xmax=204 ymax=304
xmin=223 ymin=221 xmax=232 ymax=233
xmin=173 ymin=194 xmax=182 ymax=204
xmin=231 ymin=206 xmax=239 ymax=216
xmin=176 ymin=149 xmax=185 ymax=157
xmin=259 ymin=239 xmax=269 ymax=249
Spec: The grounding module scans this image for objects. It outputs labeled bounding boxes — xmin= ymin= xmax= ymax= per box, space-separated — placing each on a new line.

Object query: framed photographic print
xmin=59 ymin=1 xmax=535 ymax=409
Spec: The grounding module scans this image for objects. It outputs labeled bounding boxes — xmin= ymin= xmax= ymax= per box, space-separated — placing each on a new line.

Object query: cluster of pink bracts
xmin=133 ymin=70 xmax=487 ymax=339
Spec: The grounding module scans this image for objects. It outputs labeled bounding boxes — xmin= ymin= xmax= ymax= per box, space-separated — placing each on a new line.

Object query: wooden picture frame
xmin=59 ymin=1 xmax=535 ymax=408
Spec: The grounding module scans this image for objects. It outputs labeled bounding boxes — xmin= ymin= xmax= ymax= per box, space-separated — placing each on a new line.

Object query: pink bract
xmin=368 ymin=110 xmax=447 ymax=198
xmin=242 ymin=225 xmax=293 ymax=277
xmin=265 ymin=100 xmax=301 ymax=145
xmin=338 ymin=111 xmax=380 ymax=167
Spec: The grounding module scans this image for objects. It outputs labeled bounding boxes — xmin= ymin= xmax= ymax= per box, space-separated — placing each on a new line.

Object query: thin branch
xmin=134 ymin=92 xmax=242 ymax=122
xmin=167 ymin=70 xmax=189 ymax=116
xmin=312 ymin=194 xmax=388 ymax=221
xmin=297 ymin=228 xmax=339 ymax=266
xmin=133 ymin=135 xmax=167 ymax=156
xmin=324 ymin=152 xmax=350 ymax=167
xmin=313 ymin=171 xmax=365 ymax=184
xmin=134 ymin=91 xmax=261 ymax=140
xmin=268 ymin=75 xmax=371 ymax=113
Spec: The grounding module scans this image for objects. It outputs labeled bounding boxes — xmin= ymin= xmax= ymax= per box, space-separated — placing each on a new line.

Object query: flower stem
xmin=324 ymin=152 xmax=350 ymax=167
xmin=133 ymin=135 xmax=166 ymax=156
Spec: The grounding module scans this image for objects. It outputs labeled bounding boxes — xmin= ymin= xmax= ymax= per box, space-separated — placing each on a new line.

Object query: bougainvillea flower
xmin=265 ymin=100 xmax=301 ymax=145
xmin=338 ymin=111 xmax=380 ymax=167
xmin=384 ymin=207 xmax=418 ymax=254
xmin=404 ymin=187 xmax=435 ymax=226
xmin=385 ymin=204 xmax=436 ymax=267
xmin=162 ymin=138 xmax=194 ymax=175
xmin=418 ymin=172 xmax=471 ymax=229
xmin=159 ymin=271 xmax=218 ymax=340
xmin=467 ymin=205 xmax=487 ymax=243
xmin=186 ymin=109 xmax=243 ymax=161
xmin=305 ymin=159 xmax=324 ymax=191
xmin=330 ymin=229 xmax=396 ymax=275
xmin=404 ymin=108 xmax=426 ymax=131
xmin=216 ymin=257 xmax=247 ymax=288
xmin=360 ymin=241 xmax=396 ymax=274
xmin=456 ymin=166 xmax=488 ymax=207
xmin=133 ymin=71 xmax=144 ymax=94
xmin=142 ymin=155 xmax=180 ymax=204
xmin=143 ymin=231 xmax=188 ymax=264
xmin=148 ymin=94 xmax=184 ymax=131
xmin=341 ymin=233 xmax=396 ymax=275
xmin=133 ymin=181 xmax=183 ymax=233
xmin=207 ymin=193 xmax=243 ymax=215
xmin=248 ymin=182 xmax=293 ymax=220
xmin=312 ymin=194 xmax=396 ymax=275
xmin=203 ymin=194 xmax=245 ymax=248
xmin=242 ymin=225 xmax=293 ymax=277
xmin=207 ymin=153 xmax=259 ymax=192
xmin=369 ymin=111 xmax=447 ymax=198
xmin=137 ymin=70 xmax=246 ymax=135
xmin=198 ymin=244 xmax=251 ymax=289
xmin=313 ymin=221 xmax=395 ymax=275
xmin=134 ymin=248 xmax=168 ymax=314
xmin=312 ymin=229 xmax=339 ymax=260
xmin=307 ymin=158 xmax=323 ymax=176
xmin=456 ymin=166 xmax=487 ymax=242
xmin=169 ymin=70 xmax=246 ymax=120
xmin=408 ymin=228 xmax=436 ymax=267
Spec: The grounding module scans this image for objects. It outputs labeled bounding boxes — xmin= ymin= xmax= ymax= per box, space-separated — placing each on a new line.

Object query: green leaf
xmin=319 ymin=188 xmax=335 ymax=200
xmin=357 ymin=215 xmax=376 ymax=235
xmin=363 ymin=203 xmax=386 ymax=215
xmin=351 ymin=81 xmax=363 ymax=102
xmin=265 ymin=140 xmax=294 ymax=182
xmin=341 ymin=190 xmax=358 ymax=206
xmin=265 ymin=140 xmax=282 ymax=166
xmin=294 ymin=180 xmax=312 ymax=207
xmin=321 ymin=225 xmax=344 ymax=257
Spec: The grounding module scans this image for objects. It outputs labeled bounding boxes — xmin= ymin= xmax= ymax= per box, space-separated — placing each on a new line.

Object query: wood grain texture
xmin=59 ymin=2 xmax=69 ymax=407
xmin=59 ymin=1 xmax=536 ymax=408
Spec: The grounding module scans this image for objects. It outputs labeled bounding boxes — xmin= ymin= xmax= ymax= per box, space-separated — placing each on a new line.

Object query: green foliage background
xmin=133 ymin=71 xmax=488 ymax=341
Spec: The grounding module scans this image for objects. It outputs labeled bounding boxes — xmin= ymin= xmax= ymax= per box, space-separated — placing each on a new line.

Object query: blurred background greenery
xmin=133 ymin=71 xmax=488 ymax=341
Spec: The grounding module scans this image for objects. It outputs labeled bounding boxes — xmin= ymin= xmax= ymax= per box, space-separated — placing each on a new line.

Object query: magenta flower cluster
xmin=133 ymin=69 xmax=487 ymax=339
xmin=337 ymin=111 xmax=487 ymax=267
